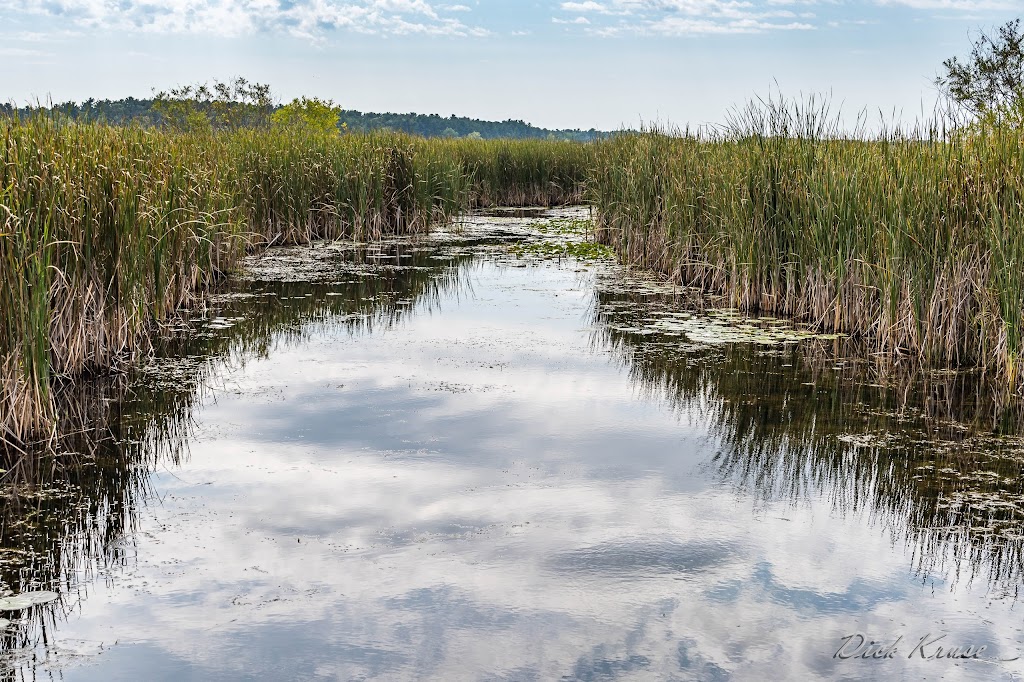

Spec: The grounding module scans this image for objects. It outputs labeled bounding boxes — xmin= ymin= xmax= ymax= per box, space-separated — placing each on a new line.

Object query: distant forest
xmin=0 ymin=98 xmax=609 ymax=141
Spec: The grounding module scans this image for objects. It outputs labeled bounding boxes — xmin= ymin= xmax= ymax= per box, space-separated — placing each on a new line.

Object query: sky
xmin=3 ymin=0 xmax=1024 ymax=130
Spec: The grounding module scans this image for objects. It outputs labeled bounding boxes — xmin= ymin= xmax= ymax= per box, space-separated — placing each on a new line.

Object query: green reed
xmin=1 ymin=117 xmax=244 ymax=443
xmin=227 ymin=129 xmax=471 ymax=244
xmin=444 ymin=136 xmax=593 ymax=207
xmin=0 ymin=116 xmax=587 ymax=445
xmin=589 ymin=98 xmax=1024 ymax=395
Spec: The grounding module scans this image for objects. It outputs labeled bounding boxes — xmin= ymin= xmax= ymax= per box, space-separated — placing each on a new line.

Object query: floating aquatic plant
xmin=0 ymin=590 xmax=59 ymax=629
xmin=506 ymin=216 xmax=614 ymax=262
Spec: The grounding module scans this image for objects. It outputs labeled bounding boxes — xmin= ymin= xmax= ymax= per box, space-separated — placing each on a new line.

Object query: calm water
xmin=2 ymin=208 xmax=1023 ymax=680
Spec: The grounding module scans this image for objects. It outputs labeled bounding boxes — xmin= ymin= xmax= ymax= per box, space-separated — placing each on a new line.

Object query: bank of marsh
xmin=590 ymin=105 xmax=1024 ymax=398
xmin=0 ymin=118 xmax=586 ymax=446
xmin=4 ymin=104 xmax=1024 ymax=449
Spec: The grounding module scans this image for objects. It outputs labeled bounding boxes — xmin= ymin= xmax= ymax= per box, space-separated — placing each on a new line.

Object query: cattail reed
xmin=589 ymin=96 xmax=1024 ymax=395
xmin=0 ymin=115 xmax=587 ymax=447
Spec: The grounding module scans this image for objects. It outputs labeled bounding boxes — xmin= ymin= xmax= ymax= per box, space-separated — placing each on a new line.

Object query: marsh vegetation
xmin=0 ymin=114 xmax=586 ymax=447
xmin=4 ymin=21 xmax=1024 ymax=679
xmin=7 ymin=95 xmax=1024 ymax=449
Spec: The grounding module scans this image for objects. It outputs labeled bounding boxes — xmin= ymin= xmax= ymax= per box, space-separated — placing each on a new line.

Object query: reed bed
xmin=445 ymin=137 xmax=592 ymax=207
xmin=229 ymin=129 xmax=469 ymax=245
xmin=1 ymin=117 xmax=244 ymax=445
xmin=0 ymin=116 xmax=589 ymax=446
xmin=589 ymin=101 xmax=1024 ymax=395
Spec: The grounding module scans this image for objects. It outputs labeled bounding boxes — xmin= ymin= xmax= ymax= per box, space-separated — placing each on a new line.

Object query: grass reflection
xmin=592 ymin=276 xmax=1024 ymax=595
xmin=0 ymin=237 xmax=475 ymax=668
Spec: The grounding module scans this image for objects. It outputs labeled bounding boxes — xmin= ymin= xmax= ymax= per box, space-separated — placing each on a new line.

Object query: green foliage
xmin=338 ymin=110 xmax=607 ymax=140
xmin=5 ymin=97 xmax=612 ymax=141
xmin=938 ymin=19 xmax=1024 ymax=117
xmin=589 ymin=96 xmax=1024 ymax=394
xmin=152 ymin=77 xmax=273 ymax=132
xmin=970 ymin=92 xmax=1024 ymax=129
xmin=271 ymin=97 xmax=344 ymax=135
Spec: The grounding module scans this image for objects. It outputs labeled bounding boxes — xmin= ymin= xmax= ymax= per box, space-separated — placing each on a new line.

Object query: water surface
xmin=2 ymin=208 xmax=1023 ymax=681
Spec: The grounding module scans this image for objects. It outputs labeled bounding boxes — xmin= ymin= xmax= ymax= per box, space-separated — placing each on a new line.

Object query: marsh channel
xmin=2 ymin=207 xmax=1024 ymax=681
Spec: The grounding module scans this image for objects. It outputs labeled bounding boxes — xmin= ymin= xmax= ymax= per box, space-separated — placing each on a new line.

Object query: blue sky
xmin=3 ymin=0 xmax=1024 ymax=129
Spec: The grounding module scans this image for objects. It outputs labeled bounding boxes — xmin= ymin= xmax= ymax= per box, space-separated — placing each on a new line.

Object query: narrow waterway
xmin=2 ymin=208 xmax=1023 ymax=681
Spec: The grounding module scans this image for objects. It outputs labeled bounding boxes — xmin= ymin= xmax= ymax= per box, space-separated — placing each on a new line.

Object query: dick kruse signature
xmin=833 ymin=633 xmax=1021 ymax=662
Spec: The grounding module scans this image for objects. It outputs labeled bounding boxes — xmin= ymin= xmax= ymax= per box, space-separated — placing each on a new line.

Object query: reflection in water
xmin=0 ymin=237 xmax=478 ymax=673
xmin=592 ymin=273 xmax=1024 ymax=595
xmin=0 ymin=208 xmax=1022 ymax=679
xmin=0 ymin=371 xmax=184 ymax=671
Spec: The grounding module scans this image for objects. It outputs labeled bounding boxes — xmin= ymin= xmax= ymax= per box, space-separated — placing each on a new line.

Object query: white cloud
xmin=555 ymin=0 xmax=1024 ymax=36
xmin=648 ymin=16 xmax=814 ymax=34
xmin=877 ymin=0 xmax=1020 ymax=8
xmin=1 ymin=29 xmax=83 ymax=41
xmin=562 ymin=1 xmax=612 ymax=11
xmin=0 ymin=46 xmax=52 ymax=56
xmin=0 ymin=0 xmax=488 ymax=38
xmin=557 ymin=0 xmax=820 ymax=35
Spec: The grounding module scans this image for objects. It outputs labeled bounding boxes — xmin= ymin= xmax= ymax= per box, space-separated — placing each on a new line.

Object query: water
xmin=2 ymin=208 xmax=1023 ymax=680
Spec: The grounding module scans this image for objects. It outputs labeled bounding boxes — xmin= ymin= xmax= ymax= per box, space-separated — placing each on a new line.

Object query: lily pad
xmin=0 ymin=596 xmax=33 ymax=611
xmin=18 ymin=591 xmax=59 ymax=606
xmin=0 ymin=591 xmax=58 ymax=610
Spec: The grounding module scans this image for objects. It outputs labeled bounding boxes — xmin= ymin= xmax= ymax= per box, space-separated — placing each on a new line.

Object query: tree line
xmin=2 ymin=85 xmax=609 ymax=141
xmin=6 ymin=18 xmax=1022 ymax=139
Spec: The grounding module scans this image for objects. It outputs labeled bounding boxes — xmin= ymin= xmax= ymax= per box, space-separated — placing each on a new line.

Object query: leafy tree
xmin=152 ymin=76 xmax=273 ymax=132
xmin=937 ymin=19 xmax=1024 ymax=116
xmin=271 ymin=97 xmax=344 ymax=135
xmin=151 ymin=88 xmax=212 ymax=133
xmin=8 ymin=90 xmax=614 ymax=140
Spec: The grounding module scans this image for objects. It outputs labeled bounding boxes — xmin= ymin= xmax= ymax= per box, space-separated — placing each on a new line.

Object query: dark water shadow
xmin=0 ymin=237 xmax=478 ymax=673
xmin=589 ymin=271 xmax=1024 ymax=596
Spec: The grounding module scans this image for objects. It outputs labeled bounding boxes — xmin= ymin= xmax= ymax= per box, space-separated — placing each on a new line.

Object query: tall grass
xmin=1 ymin=118 xmax=244 ymax=444
xmin=0 ymin=116 xmax=589 ymax=446
xmin=445 ymin=136 xmax=592 ymax=207
xmin=229 ymin=129 xmax=469 ymax=244
xmin=590 ymin=98 xmax=1024 ymax=395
